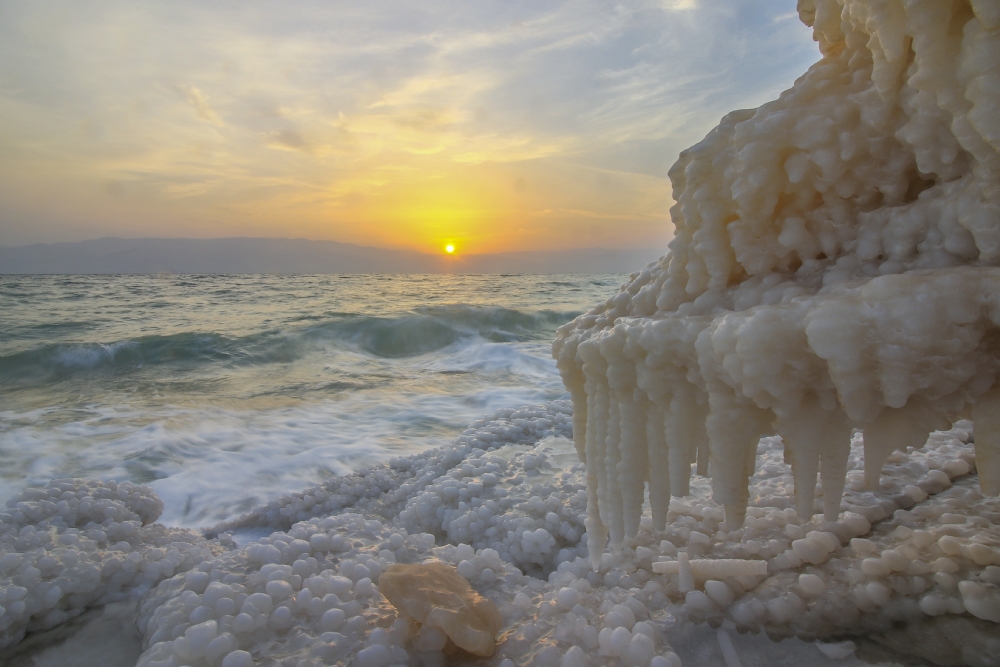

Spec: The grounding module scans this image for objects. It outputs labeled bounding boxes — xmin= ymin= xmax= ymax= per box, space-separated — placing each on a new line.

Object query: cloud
xmin=265 ymin=129 xmax=314 ymax=154
xmin=177 ymin=84 xmax=222 ymax=125
xmin=0 ymin=0 xmax=820 ymax=252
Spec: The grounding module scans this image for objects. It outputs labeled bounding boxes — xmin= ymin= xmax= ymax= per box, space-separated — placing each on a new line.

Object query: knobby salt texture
xmin=552 ymin=0 xmax=1000 ymax=565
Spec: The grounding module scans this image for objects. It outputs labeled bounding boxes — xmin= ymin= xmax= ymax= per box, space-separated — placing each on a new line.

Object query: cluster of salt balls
xmin=4 ymin=406 xmax=999 ymax=667
xmin=0 ymin=479 xmax=220 ymax=649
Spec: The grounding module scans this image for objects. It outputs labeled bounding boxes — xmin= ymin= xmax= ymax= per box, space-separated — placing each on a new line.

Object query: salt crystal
xmin=378 ymin=562 xmax=503 ymax=657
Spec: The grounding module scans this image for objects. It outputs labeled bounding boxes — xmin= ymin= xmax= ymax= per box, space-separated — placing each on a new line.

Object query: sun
xmin=445 ymin=244 xmax=455 ymax=254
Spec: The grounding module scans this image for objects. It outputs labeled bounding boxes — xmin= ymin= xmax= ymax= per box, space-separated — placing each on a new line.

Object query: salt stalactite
xmin=552 ymin=0 xmax=1000 ymax=567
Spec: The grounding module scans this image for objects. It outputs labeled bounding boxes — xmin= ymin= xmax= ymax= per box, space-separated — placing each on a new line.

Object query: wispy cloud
xmin=0 ymin=0 xmax=818 ymax=253
xmin=177 ymin=84 xmax=222 ymax=125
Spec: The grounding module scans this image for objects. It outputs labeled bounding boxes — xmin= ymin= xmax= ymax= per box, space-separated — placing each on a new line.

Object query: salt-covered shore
xmin=4 ymin=0 xmax=1000 ymax=664
xmin=2 ymin=403 xmax=999 ymax=666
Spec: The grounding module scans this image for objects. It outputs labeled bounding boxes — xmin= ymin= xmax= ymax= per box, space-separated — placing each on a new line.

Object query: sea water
xmin=0 ymin=273 xmax=625 ymax=528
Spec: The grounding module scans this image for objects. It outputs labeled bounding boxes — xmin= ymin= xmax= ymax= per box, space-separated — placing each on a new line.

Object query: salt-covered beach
xmin=4 ymin=0 xmax=1000 ymax=665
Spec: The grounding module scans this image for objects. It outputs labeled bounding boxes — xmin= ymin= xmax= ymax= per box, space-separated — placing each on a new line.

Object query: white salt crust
xmin=0 ymin=479 xmax=221 ymax=650
xmin=1 ymin=406 xmax=998 ymax=666
xmin=552 ymin=0 xmax=1000 ymax=560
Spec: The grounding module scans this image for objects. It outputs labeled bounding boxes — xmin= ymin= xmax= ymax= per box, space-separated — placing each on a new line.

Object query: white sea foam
xmin=1 ymin=383 xmax=560 ymax=529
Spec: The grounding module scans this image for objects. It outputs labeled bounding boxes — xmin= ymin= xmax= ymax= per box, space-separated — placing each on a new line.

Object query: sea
xmin=0 ymin=273 xmax=623 ymax=529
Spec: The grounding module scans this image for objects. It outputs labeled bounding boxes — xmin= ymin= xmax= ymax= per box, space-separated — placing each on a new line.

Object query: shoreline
xmin=3 ymin=402 xmax=996 ymax=666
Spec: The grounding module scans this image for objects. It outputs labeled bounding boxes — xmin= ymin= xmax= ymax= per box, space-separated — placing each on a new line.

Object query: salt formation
xmin=552 ymin=0 xmax=1000 ymax=562
xmin=2 ymin=405 xmax=999 ymax=666
xmin=0 ymin=479 xmax=219 ymax=650
xmin=379 ymin=562 xmax=503 ymax=656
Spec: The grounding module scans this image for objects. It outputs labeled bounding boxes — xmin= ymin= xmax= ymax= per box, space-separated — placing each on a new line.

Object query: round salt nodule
xmin=232 ymin=613 xmax=254 ymax=634
xmin=942 ymin=459 xmax=970 ymax=477
xmin=318 ymin=607 xmax=345 ymax=632
xmin=958 ymin=581 xmax=1000 ymax=622
xmin=931 ymin=557 xmax=959 ymax=573
xmin=919 ymin=593 xmax=948 ymax=616
xmin=866 ymin=581 xmax=891 ymax=607
xmin=861 ymin=558 xmax=890 ymax=577
xmin=798 ymin=573 xmax=826 ymax=597
xmin=270 ymin=605 xmax=294 ymax=630
xmin=190 ymin=605 xmax=214 ymax=624
xmin=622 ymin=632 xmax=656 ymax=666
xmin=561 ymin=645 xmax=590 ymax=667
xmin=684 ymin=590 xmax=714 ymax=615
xmin=265 ymin=580 xmax=293 ymax=600
xmin=608 ymin=626 xmax=632 ymax=655
xmin=881 ymin=549 xmax=909 ymax=572
xmin=766 ymin=597 xmax=793 ymax=624
xmin=354 ymin=577 xmax=375 ymax=596
xmin=203 ymin=582 xmax=233 ymax=607
xmin=632 ymin=621 xmax=657 ymax=640
xmin=850 ymin=538 xmax=876 ymax=553
xmin=651 ymin=654 xmax=681 ymax=667
xmin=613 ymin=604 xmax=637 ymax=626
xmin=456 ymin=560 xmax=476 ymax=579
xmin=792 ymin=538 xmax=827 ymax=564
xmin=704 ymin=580 xmax=734 ymax=606
xmin=557 ymin=587 xmax=580 ymax=610
xmin=244 ymin=592 xmax=273 ymax=615
xmin=185 ymin=619 xmax=218 ymax=655
xmin=205 ymin=634 xmax=237 ymax=663
xmin=728 ymin=601 xmax=752 ymax=625
xmin=355 ymin=644 xmax=392 ymax=667
xmin=327 ymin=576 xmax=353 ymax=595
xmin=534 ymin=645 xmax=562 ymax=667
xmin=221 ymin=650 xmax=254 ymax=667
xmin=963 ymin=543 xmax=998 ymax=566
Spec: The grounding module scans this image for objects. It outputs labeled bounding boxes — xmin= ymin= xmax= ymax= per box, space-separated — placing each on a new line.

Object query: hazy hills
xmin=0 ymin=237 xmax=664 ymax=275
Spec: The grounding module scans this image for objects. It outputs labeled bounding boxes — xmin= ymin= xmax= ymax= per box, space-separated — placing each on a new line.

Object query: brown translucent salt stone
xmin=379 ymin=561 xmax=503 ymax=657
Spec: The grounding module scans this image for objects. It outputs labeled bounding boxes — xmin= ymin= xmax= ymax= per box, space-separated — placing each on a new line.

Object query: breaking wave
xmin=0 ymin=305 xmax=577 ymax=385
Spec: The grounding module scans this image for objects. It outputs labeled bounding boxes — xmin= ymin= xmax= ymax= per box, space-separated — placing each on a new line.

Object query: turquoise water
xmin=0 ymin=273 xmax=622 ymax=527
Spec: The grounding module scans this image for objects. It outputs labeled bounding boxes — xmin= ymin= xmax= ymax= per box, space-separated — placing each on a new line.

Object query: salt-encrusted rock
xmin=552 ymin=0 xmax=1000 ymax=567
xmin=379 ymin=561 xmax=504 ymax=656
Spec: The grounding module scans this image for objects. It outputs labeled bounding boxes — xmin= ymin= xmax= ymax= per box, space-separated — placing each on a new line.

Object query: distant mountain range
xmin=0 ymin=237 xmax=664 ymax=275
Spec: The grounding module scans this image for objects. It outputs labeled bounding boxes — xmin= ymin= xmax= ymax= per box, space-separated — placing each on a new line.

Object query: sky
xmin=0 ymin=1 xmax=819 ymax=255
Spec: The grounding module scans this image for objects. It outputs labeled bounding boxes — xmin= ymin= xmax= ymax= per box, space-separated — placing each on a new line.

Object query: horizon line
xmin=0 ymin=235 xmax=664 ymax=257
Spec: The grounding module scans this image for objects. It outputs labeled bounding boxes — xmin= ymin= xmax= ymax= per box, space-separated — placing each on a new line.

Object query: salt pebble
xmin=816 ymin=640 xmax=856 ymax=660
xmin=221 ymin=650 xmax=254 ymax=667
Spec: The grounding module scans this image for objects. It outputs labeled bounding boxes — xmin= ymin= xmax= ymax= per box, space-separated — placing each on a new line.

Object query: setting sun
xmin=445 ymin=244 xmax=455 ymax=254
